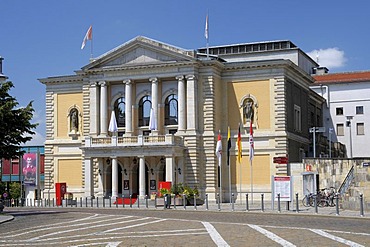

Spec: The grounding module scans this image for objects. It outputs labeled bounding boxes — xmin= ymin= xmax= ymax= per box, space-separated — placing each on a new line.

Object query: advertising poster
xmin=22 ymin=153 xmax=37 ymax=185
xmin=273 ymin=176 xmax=292 ymax=202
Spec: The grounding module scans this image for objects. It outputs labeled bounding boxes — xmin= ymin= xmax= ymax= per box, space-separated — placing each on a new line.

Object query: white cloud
xmin=24 ymin=131 xmax=45 ymax=146
xmin=307 ymin=48 xmax=347 ymax=69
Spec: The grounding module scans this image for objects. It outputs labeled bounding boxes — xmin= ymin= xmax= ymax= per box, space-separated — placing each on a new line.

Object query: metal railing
xmin=338 ymin=165 xmax=355 ymax=196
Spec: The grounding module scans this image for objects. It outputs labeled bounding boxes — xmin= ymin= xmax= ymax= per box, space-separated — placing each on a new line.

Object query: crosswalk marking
xmin=310 ymin=229 xmax=365 ymax=247
xmin=248 ymin=224 xmax=296 ymax=247
xmin=202 ymin=221 xmax=230 ymax=247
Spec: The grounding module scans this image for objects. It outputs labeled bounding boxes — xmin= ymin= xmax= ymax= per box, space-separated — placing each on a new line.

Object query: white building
xmin=312 ymin=70 xmax=370 ymax=158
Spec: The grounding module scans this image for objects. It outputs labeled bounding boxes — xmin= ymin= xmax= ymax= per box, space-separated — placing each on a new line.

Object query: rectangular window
xmin=357 ymin=123 xmax=364 ymax=135
xmin=294 ymin=105 xmax=302 ymax=132
xmin=336 ymin=107 xmax=343 ymax=115
xmin=337 ymin=123 xmax=344 ymax=136
xmin=356 ymin=106 xmax=364 ymax=115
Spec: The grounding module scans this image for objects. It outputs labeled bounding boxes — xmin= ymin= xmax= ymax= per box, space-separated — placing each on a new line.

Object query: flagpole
xmin=239 ymin=160 xmax=242 ymax=204
xmin=250 ymin=159 xmax=253 ymax=204
xmin=205 ymin=11 xmax=209 ymax=58
xmin=220 ymin=157 xmax=222 ymax=203
xmin=229 ymin=159 xmax=231 ymax=204
xmin=90 ymin=32 xmax=94 ymax=60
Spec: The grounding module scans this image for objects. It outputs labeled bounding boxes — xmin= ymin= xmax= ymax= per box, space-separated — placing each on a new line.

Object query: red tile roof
xmin=313 ymin=71 xmax=370 ymax=84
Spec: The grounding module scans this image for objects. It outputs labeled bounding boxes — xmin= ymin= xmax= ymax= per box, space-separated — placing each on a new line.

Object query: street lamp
xmin=309 ymin=127 xmax=325 ymax=158
xmin=346 ymin=116 xmax=353 ymax=158
xmin=329 ymin=128 xmax=333 ymax=158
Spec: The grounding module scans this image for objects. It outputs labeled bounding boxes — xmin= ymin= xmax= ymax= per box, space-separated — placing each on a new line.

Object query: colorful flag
xmin=227 ymin=126 xmax=231 ymax=166
xmin=205 ymin=14 xmax=209 ymax=40
xmin=237 ymin=124 xmax=242 ymax=163
xmin=216 ymin=130 xmax=222 ymax=166
xmin=81 ymin=25 xmax=92 ymax=50
xmin=249 ymin=121 xmax=254 ymax=161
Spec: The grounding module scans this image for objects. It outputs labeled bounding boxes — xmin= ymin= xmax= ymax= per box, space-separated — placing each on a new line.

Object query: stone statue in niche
xmin=243 ymin=98 xmax=254 ymax=123
xmin=70 ymin=108 xmax=79 ymax=132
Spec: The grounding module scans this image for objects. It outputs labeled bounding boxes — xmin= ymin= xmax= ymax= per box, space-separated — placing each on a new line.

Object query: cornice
xmin=39 ymin=75 xmax=83 ymax=85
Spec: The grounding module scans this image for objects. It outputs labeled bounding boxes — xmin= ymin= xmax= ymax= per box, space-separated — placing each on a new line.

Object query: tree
xmin=0 ymin=81 xmax=38 ymax=159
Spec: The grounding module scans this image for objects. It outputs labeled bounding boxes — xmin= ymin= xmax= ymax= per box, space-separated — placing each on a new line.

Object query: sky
xmin=1 ymin=1 xmax=370 ymax=146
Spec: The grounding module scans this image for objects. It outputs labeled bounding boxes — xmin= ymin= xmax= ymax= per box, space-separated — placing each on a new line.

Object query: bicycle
xmin=302 ymin=192 xmax=314 ymax=207
xmin=317 ymin=187 xmax=336 ymax=207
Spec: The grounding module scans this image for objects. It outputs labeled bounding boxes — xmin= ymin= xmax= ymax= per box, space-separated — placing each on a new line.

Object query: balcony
xmin=84 ymin=134 xmax=183 ymax=148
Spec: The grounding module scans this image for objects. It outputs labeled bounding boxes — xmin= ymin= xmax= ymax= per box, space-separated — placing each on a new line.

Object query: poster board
xmin=272 ymin=176 xmax=292 ymax=202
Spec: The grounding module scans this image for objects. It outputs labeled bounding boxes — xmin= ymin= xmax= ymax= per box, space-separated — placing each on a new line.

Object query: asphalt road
xmin=1 ymin=208 xmax=369 ymax=246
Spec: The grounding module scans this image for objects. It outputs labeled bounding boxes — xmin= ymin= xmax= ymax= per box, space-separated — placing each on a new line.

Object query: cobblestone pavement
xmin=0 ymin=205 xmax=369 ymax=247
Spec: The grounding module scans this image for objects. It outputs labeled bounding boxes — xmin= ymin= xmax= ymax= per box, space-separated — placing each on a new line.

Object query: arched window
xmin=114 ymin=97 xmax=125 ymax=127
xmin=165 ymin=94 xmax=178 ymax=125
xmin=139 ymin=95 xmax=152 ymax=126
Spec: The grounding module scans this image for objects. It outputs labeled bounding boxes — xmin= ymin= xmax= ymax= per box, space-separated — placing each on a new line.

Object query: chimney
xmin=0 ymin=56 xmax=8 ymax=81
xmin=312 ymin=66 xmax=329 ymax=75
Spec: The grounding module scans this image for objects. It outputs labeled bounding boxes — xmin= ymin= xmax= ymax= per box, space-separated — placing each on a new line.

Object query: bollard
xmin=122 ymin=195 xmax=125 ymax=208
xmin=137 ymin=196 xmax=140 ymax=208
xmin=194 ymin=194 xmax=197 ymax=210
xmin=75 ymin=197 xmax=77 ymax=207
xmin=261 ymin=194 xmax=264 ymax=212
xmin=116 ymin=197 xmax=119 ymax=208
xmin=246 ymin=193 xmax=249 ymax=211
xmin=231 ymin=193 xmax=235 ymax=211
xmin=314 ymin=194 xmax=318 ymax=214
xmin=205 ymin=194 xmax=209 ymax=210
xmin=53 ymin=198 xmax=55 ymax=207
xmin=91 ymin=197 xmax=93 ymax=208
xmin=164 ymin=194 xmax=167 ymax=210
xmin=154 ymin=194 xmax=157 ymax=209
xmin=80 ymin=197 xmax=82 ymax=208
xmin=130 ymin=195 xmax=132 ymax=208
xmin=97 ymin=197 xmax=99 ymax=208
xmin=85 ymin=197 xmax=87 ymax=207
xmin=174 ymin=196 xmax=176 ymax=209
xmin=217 ymin=193 xmax=221 ymax=211
xmin=360 ymin=194 xmax=364 ymax=217
xmin=109 ymin=196 xmax=112 ymax=208
xmin=335 ymin=193 xmax=339 ymax=216
xmin=295 ymin=193 xmax=299 ymax=213
xmin=183 ymin=194 xmax=187 ymax=210
xmin=103 ymin=197 xmax=105 ymax=207
xmin=277 ymin=193 xmax=281 ymax=213
xmin=146 ymin=195 xmax=148 ymax=209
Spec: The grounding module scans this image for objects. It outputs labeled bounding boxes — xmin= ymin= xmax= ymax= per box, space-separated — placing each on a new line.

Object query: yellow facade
xmin=227 ymin=80 xmax=271 ymax=129
xmin=234 ymin=154 xmax=270 ymax=185
xmin=57 ymin=159 xmax=83 ymax=187
xmin=56 ymin=93 xmax=83 ymax=137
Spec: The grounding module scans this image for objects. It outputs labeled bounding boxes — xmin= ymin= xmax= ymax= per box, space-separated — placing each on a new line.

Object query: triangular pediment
xmin=82 ymin=36 xmax=196 ymax=70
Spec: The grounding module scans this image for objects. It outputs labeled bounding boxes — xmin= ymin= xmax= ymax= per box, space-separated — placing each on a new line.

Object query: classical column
xmin=99 ymin=81 xmax=108 ymax=136
xmin=150 ymin=77 xmax=159 ymax=135
xmin=111 ymin=157 xmax=118 ymax=198
xmin=124 ymin=80 xmax=133 ymax=136
xmin=186 ymin=75 xmax=198 ymax=131
xmin=165 ymin=156 xmax=174 ymax=183
xmin=84 ymin=158 xmax=94 ymax=198
xmin=139 ymin=156 xmax=146 ymax=199
xmin=89 ymin=82 xmax=99 ymax=136
xmin=176 ymin=75 xmax=186 ymax=133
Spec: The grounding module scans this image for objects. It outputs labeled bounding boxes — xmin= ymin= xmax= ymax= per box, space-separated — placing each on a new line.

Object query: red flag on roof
xmin=81 ymin=25 xmax=92 ymax=50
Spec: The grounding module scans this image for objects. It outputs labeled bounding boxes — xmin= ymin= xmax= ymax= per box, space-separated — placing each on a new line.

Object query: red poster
xmin=22 ymin=153 xmax=37 ymax=185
